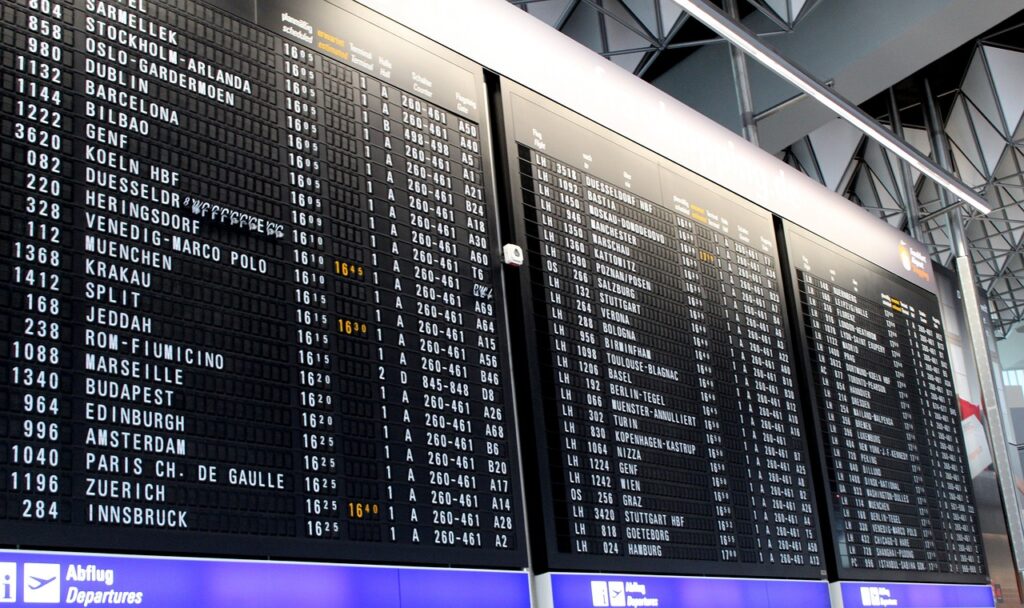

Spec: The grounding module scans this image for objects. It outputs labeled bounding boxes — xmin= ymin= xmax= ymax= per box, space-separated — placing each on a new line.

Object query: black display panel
xmin=780 ymin=221 xmax=987 ymax=583
xmin=0 ymin=0 xmax=526 ymax=567
xmin=498 ymin=81 xmax=824 ymax=577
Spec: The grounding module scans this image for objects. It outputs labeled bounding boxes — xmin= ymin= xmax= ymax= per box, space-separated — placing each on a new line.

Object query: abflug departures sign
xmin=0 ymin=0 xmax=526 ymax=567
xmin=501 ymin=80 xmax=824 ymax=577
xmin=780 ymin=221 xmax=987 ymax=584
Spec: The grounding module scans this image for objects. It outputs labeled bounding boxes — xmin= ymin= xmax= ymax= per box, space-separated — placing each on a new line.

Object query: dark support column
xmin=923 ymin=76 xmax=1024 ymax=586
xmin=723 ymin=0 xmax=759 ymax=145
xmin=886 ymin=88 xmax=923 ymax=241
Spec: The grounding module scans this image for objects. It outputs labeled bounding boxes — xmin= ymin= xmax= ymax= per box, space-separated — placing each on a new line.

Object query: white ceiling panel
xmin=962 ymin=49 xmax=1003 ymax=133
xmin=967 ymin=100 xmax=1009 ymax=176
xmin=806 ymin=119 xmax=863 ymax=192
xmin=525 ymin=0 xmax=575 ymax=26
xmin=984 ymin=44 xmax=1024 ymax=135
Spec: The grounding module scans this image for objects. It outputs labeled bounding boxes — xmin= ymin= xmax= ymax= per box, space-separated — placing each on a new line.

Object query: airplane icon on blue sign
xmin=27 ymin=576 xmax=56 ymax=590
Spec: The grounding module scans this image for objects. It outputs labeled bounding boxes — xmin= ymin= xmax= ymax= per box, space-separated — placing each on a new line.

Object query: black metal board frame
xmin=495 ymin=77 xmax=826 ymax=578
xmin=0 ymin=0 xmax=527 ymax=569
xmin=777 ymin=220 xmax=988 ymax=584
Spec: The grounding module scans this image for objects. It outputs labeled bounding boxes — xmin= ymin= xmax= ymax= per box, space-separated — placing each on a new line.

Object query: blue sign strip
xmin=540 ymin=572 xmax=830 ymax=608
xmin=0 ymin=550 xmax=531 ymax=608
xmin=834 ymin=581 xmax=995 ymax=608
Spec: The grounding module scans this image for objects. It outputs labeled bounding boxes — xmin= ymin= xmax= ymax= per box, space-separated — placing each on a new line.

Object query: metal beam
xmin=724 ymin=0 xmax=759 ymax=145
xmin=923 ymin=76 xmax=1024 ymax=589
xmin=636 ymin=13 xmax=690 ymax=77
xmin=671 ymin=0 xmax=992 ymax=215
xmin=553 ymin=0 xmax=580 ymax=31
xmin=752 ymin=79 xmax=834 ymax=122
xmin=741 ymin=0 xmax=792 ymax=33
xmin=887 ymin=87 xmax=923 ymax=241
xmin=578 ymin=0 xmax=659 ymax=47
xmin=918 ymin=200 xmax=969 ymax=226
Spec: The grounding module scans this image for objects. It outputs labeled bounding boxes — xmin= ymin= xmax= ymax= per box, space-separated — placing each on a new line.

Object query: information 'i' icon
xmin=0 ymin=563 xmax=16 ymax=603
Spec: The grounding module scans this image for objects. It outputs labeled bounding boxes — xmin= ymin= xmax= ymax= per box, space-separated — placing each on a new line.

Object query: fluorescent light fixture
xmin=672 ymin=0 xmax=992 ymax=215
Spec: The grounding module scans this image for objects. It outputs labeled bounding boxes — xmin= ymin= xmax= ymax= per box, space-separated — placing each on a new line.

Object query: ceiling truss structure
xmin=784 ymin=24 xmax=1024 ymax=337
xmin=510 ymin=0 xmax=1024 ymax=338
xmin=506 ymin=0 xmax=821 ymax=76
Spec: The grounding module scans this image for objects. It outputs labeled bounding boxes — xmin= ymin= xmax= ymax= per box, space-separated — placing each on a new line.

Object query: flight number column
xmin=798 ymin=274 xmax=862 ymax=565
xmin=520 ymin=147 xmax=612 ymax=555
xmin=1 ymin=0 xmax=73 ymax=525
xmin=280 ymin=42 xmax=340 ymax=540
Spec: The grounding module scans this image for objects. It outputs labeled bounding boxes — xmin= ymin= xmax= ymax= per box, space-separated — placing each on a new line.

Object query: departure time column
xmin=280 ymin=41 xmax=341 ymax=540
xmin=884 ymin=297 xmax=931 ymax=570
xmin=694 ymin=227 xmax=738 ymax=560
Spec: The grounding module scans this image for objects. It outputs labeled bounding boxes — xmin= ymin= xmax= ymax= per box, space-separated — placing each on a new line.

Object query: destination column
xmin=78 ymin=0 xmax=188 ymax=532
xmin=77 ymin=0 xmax=294 ymax=535
xmin=589 ymin=182 xmax=688 ymax=562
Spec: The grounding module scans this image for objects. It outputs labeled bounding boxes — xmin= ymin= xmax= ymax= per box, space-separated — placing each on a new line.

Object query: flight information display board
xmin=0 ymin=0 xmax=526 ymax=567
xmin=780 ymin=222 xmax=986 ymax=583
xmin=500 ymin=82 xmax=823 ymax=577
